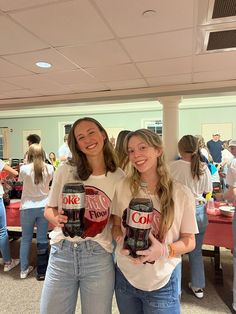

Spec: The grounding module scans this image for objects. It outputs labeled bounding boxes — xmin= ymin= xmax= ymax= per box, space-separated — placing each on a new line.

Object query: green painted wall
xmin=0 ymin=103 xmax=235 ymax=158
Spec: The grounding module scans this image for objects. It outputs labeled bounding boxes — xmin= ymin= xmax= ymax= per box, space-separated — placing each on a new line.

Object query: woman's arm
xmin=111 ymin=215 xmax=123 ymax=242
xmin=168 ymin=233 xmax=195 ymax=257
xmin=3 ymin=164 xmax=18 ymax=177
xmin=44 ymin=205 xmax=68 ymax=227
xmin=136 ymin=232 xmax=195 ymax=263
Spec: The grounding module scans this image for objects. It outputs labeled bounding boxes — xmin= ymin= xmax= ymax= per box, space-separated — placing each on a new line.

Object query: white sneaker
xmin=20 ymin=266 xmax=34 ymax=279
xmin=233 ymin=303 xmax=236 ymax=311
xmin=3 ymin=259 xmax=20 ymax=272
xmin=188 ymin=282 xmax=204 ymax=299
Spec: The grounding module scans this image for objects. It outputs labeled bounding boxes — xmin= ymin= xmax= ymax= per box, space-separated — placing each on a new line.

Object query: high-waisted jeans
xmin=40 ymin=239 xmax=114 ymax=314
xmin=115 ymin=266 xmax=180 ymax=314
xmin=20 ymin=207 xmax=48 ymax=271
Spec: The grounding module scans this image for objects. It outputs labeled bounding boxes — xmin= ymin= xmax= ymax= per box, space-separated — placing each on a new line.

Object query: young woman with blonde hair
xmin=112 ymin=129 xmax=198 ymax=314
xmin=19 ymin=144 xmax=54 ymax=279
xmin=170 ymin=135 xmax=212 ymax=299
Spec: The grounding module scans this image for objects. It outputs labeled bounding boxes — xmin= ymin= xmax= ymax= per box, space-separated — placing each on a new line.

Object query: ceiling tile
xmin=0 ymin=80 xmax=22 ymax=92
xmin=0 ymin=89 xmax=42 ymax=98
xmin=194 ymin=51 xmax=236 ymax=72
xmin=94 ymin=0 xmax=194 ymax=37
xmin=146 ymin=74 xmax=192 ymax=86
xmin=40 ymin=69 xmax=100 ymax=85
xmin=10 ymin=0 xmax=114 ymax=47
xmin=58 ymin=40 xmax=131 ymax=68
xmin=194 ymin=70 xmax=236 ymax=83
xmin=136 ymin=57 xmax=192 ymax=77
xmin=104 ymin=79 xmax=148 ymax=90
xmin=0 ymin=58 xmax=32 ymax=77
xmin=0 ymin=0 xmax=59 ymax=11
xmin=121 ymin=29 xmax=193 ymax=62
xmin=4 ymin=74 xmax=63 ymax=90
xmin=88 ymin=64 xmax=142 ymax=81
xmin=4 ymin=48 xmax=77 ymax=73
xmin=0 ymin=15 xmax=49 ymax=55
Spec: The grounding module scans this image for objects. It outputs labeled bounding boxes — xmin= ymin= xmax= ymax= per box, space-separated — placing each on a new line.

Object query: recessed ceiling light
xmin=142 ymin=9 xmax=157 ymax=18
xmin=35 ymin=61 xmax=52 ymax=68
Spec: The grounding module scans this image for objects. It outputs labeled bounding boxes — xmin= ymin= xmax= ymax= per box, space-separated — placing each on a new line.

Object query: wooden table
xmin=203 ymin=213 xmax=233 ymax=284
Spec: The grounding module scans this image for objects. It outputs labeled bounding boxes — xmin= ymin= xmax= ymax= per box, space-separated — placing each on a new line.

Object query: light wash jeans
xmin=232 ymin=211 xmax=236 ymax=309
xmin=188 ymin=204 xmax=208 ymax=289
xmin=115 ymin=266 xmax=180 ymax=314
xmin=20 ymin=207 xmax=48 ymax=271
xmin=0 ymin=198 xmax=11 ymax=262
xmin=40 ymin=239 xmax=114 ymax=314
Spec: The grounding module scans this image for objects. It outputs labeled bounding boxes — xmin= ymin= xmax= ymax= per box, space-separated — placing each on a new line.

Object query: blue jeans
xmin=232 ymin=211 xmax=236 ymax=308
xmin=0 ymin=198 xmax=11 ymax=262
xmin=188 ymin=204 xmax=208 ymax=288
xmin=20 ymin=207 xmax=48 ymax=271
xmin=115 ymin=266 xmax=180 ymax=314
xmin=40 ymin=239 xmax=114 ymax=314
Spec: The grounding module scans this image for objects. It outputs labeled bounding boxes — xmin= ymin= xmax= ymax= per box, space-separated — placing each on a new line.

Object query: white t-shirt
xmin=0 ymin=159 xmax=5 ymax=197
xmin=19 ymin=163 xmax=54 ymax=210
xmin=226 ymin=158 xmax=236 ymax=187
xmin=48 ymin=164 xmax=125 ymax=252
xmin=169 ymin=160 xmax=212 ymax=202
xmin=111 ymin=178 xmax=198 ymax=291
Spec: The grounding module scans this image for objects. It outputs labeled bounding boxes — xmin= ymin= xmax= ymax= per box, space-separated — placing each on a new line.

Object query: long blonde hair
xmin=178 ymin=135 xmax=204 ymax=180
xmin=27 ymin=144 xmax=46 ymax=184
xmin=124 ymin=129 xmax=174 ymax=242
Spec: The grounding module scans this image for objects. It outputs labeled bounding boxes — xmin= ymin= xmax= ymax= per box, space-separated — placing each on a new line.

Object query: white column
xmin=158 ymin=96 xmax=182 ymax=162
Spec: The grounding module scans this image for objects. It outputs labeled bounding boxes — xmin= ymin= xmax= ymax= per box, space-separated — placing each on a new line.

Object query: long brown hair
xmin=68 ymin=117 xmax=118 ymax=180
xmin=27 ymin=144 xmax=46 ymax=184
xmin=115 ymin=130 xmax=130 ymax=171
xmin=178 ymin=135 xmax=204 ymax=180
xmin=124 ymin=129 xmax=174 ymax=242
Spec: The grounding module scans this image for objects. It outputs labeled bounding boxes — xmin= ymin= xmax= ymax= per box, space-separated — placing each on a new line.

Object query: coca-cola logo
xmin=131 ymin=211 xmax=153 ymax=225
xmin=63 ymin=194 xmax=81 ymax=205
xmin=127 ymin=208 xmax=153 ymax=230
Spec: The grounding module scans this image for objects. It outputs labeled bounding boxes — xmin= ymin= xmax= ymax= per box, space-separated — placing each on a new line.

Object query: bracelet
xmin=168 ymin=243 xmax=176 ymax=258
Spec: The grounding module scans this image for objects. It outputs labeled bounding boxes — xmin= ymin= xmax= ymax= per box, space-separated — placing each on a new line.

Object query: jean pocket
xmin=50 ymin=243 xmax=61 ymax=256
xmin=90 ymin=242 xmax=107 ymax=256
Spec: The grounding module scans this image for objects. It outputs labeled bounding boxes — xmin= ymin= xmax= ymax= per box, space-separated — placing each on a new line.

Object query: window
xmin=143 ymin=120 xmax=163 ymax=136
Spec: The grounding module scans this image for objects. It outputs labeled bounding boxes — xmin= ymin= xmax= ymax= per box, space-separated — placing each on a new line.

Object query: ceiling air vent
xmin=212 ymin=0 xmax=236 ymax=19
xmin=207 ymin=29 xmax=236 ymax=50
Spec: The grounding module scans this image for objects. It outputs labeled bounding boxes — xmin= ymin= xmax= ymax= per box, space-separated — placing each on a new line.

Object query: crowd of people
xmin=0 ymin=122 xmax=236 ymax=313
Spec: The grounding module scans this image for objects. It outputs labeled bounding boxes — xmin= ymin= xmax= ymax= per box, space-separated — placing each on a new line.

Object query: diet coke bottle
xmin=124 ymin=196 xmax=153 ymax=258
xmin=62 ymin=182 xmax=85 ymax=238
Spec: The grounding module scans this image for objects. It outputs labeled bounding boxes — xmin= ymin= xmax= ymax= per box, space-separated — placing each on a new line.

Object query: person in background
xmin=111 ymin=129 xmax=197 ymax=314
xmin=23 ymin=134 xmax=41 ymax=164
xmin=223 ymin=139 xmax=236 ymax=311
xmin=19 ymin=144 xmax=54 ymax=280
xmin=195 ymin=135 xmax=211 ymax=162
xmin=40 ymin=117 xmax=124 ymax=314
xmin=219 ymin=140 xmax=234 ymax=192
xmin=58 ymin=134 xmax=72 ymax=164
xmin=0 ymin=159 xmax=19 ymax=271
xmin=48 ymin=152 xmax=59 ymax=169
xmin=170 ymin=135 xmax=212 ymax=299
xmin=115 ymin=130 xmax=131 ymax=172
xmin=207 ymin=133 xmax=223 ymax=166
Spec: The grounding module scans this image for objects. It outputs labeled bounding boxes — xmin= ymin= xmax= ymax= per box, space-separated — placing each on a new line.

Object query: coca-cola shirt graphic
xmin=83 ymin=186 xmax=111 ymax=238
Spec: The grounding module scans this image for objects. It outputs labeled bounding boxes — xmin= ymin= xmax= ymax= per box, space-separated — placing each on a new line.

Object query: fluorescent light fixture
xmin=35 ymin=61 xmax=52 ymax=68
